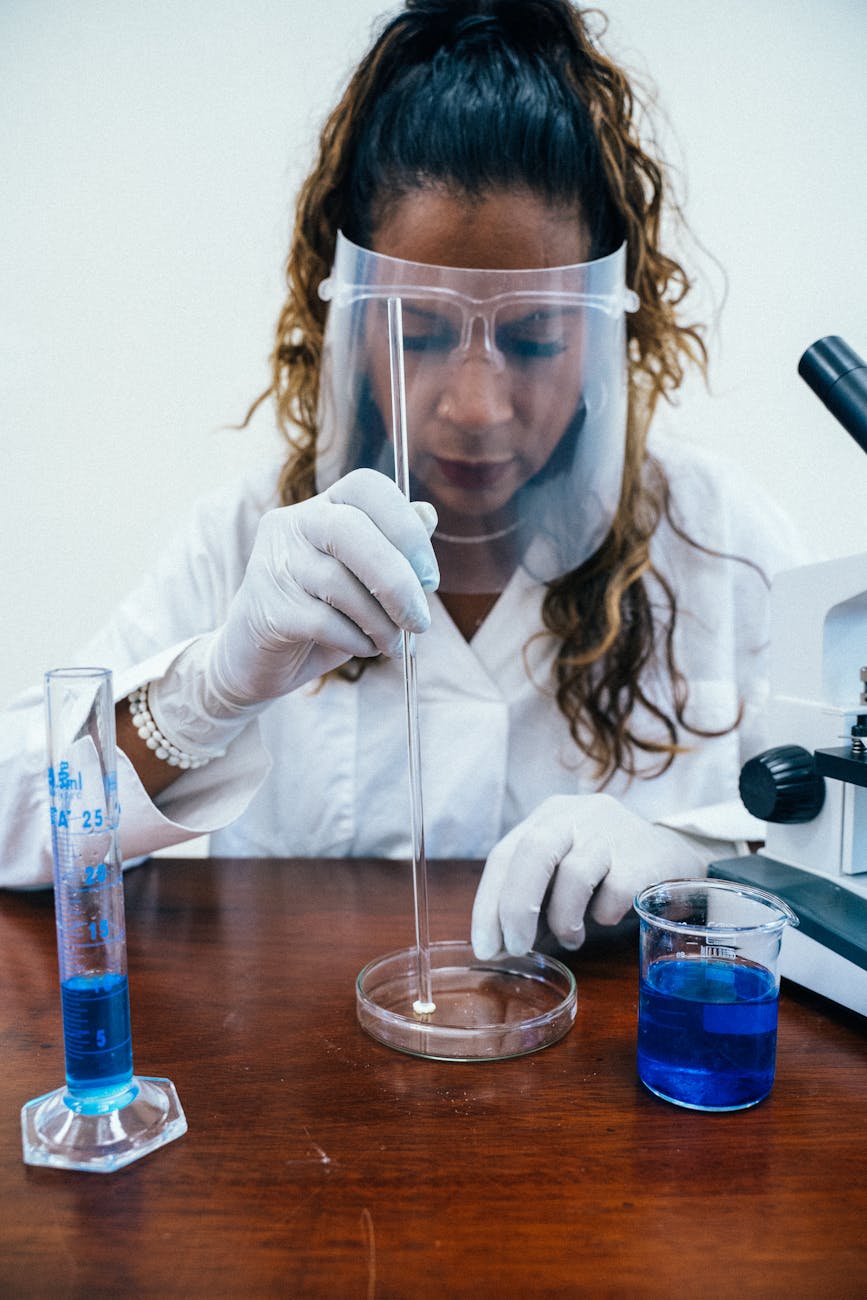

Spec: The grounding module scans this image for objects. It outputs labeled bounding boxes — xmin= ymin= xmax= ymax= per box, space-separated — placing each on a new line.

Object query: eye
xmin=402 ymin=327 xmax=457 ymax=354
xmin=400 ymin=306 xmax=460 ymax=354
xmin=499 ymin=336 xmax=568 ymax=360
xmin=495 ymin=310 xmax=572 ymax=362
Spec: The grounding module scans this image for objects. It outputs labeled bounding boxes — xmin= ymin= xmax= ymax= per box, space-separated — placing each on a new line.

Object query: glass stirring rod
xmin=387 ymin=296 xmax=436 ymax=1016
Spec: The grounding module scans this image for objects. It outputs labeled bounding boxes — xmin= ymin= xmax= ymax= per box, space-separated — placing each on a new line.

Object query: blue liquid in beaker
xmin=637 ymin=957 xmax=778 ymax=1110
xmin=61 ymin=972 xmax=133 ymax=1092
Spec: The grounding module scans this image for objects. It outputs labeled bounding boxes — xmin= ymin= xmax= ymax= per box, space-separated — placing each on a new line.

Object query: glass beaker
xmin=633 ymin=879 xmax=798 ymax=1112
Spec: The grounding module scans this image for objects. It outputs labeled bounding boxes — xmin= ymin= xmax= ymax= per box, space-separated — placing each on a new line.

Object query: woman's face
xmin=368 ymin=188 xmax=591 ymax=528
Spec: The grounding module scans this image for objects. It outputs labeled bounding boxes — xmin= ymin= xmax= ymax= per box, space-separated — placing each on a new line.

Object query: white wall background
xmin=2 ymin=0 xmax=865 ymax=708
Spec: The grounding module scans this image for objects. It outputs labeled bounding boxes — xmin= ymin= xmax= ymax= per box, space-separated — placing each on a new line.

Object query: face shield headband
xmin=317 ymin=231 xmax=639 ymax=594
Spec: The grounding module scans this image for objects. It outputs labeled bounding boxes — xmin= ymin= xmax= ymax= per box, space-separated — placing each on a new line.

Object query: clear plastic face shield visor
xmin=317 ymin=231 xmax=639 ymax=593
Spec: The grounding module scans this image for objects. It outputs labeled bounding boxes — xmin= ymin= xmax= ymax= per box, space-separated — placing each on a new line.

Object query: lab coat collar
xmin=421 ymin=565 xmax=556 ymax=703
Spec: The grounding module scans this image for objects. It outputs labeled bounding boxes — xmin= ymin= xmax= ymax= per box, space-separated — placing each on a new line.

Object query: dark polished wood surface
xmin=1 ymin=856 xmax=866 ymax=1299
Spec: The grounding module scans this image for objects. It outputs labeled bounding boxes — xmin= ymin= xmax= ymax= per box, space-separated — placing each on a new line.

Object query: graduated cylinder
xmin=46 ymin=668 xmax=133 ymax=1101
xmin=21 ymin=667 xmax=186 ymax=1172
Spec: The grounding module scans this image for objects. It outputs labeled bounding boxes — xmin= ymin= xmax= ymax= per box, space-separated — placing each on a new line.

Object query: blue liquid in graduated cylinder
xmin=61 ymin=971 xmax=133 ymax=1093
xmin=638 ymin=957 xmax=779 ymax=1110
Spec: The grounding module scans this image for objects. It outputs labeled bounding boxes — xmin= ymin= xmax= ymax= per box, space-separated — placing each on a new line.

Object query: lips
xmin=435 ymin=457 xmax=513 ymax=490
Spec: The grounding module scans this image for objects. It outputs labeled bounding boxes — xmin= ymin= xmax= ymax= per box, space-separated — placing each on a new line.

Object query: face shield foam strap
xmin=316 ymin=232 xmax=638 ymax=594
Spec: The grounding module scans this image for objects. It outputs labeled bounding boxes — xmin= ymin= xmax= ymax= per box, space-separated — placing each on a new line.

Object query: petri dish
xmin=356 ymin=939 xmax=577 ymax=1061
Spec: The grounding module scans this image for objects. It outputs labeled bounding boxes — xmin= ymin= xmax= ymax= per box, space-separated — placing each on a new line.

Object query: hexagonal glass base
xmin=21 ymin=1076 xmax=187 ymax=1172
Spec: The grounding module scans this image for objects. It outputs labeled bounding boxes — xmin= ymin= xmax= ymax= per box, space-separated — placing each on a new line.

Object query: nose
xmin=436 ymin=357 xmax=514 ymax=429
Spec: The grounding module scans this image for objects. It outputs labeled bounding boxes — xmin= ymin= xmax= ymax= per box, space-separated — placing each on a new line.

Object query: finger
xmin=299 ymin=504 xmax=432 ymax=636
xmin=254 ymin=512 xmax=404 ymax=657
xmin=326 ymin=469 xmax=440 ymax=592
xmin=290 ymin=547 xmax=408 ymax=658
xmin=471 ymin=822 xmax=525 ymax=960
xmin=497 ymin=816 xmax=576 ymax=957
xmin=588 ymin=867 xmax=641 ymax=927
xmin=411 ymin=500 xmax=439 ymax=550
xmin=305 ymin=488 xmax=436 ymax=634
xmin=546 ymin=834 xmax=612 ymax=949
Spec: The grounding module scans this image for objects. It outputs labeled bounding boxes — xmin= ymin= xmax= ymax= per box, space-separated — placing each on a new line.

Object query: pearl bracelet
xmin=127 ymin=685 xmax=211 ymax=770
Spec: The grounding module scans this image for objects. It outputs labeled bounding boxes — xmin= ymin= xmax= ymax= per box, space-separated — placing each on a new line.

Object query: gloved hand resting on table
xmin=148 ymin=468 xmax=439 ymax=759
xmin=471 ymin=794 xmax=713 ymax=960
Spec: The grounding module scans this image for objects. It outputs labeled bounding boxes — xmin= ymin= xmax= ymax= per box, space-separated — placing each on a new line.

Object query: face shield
xmin=317 ymin=231 xmax=638 ymax=593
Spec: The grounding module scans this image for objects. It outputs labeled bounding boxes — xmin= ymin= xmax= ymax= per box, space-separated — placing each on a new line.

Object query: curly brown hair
xmin=247 ymin=0 xmax=737 ymax=784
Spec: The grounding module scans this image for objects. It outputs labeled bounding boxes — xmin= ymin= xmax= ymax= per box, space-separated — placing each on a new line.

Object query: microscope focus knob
xmin=739 ymin=745 xmax=826 ymax=823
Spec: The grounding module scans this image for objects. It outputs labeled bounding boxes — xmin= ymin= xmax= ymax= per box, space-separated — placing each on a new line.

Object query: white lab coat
xmin=0 ymin=432 xmax=808 ymax=888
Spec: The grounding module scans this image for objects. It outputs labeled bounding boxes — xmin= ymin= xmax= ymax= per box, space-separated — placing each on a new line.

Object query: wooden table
xmin=1 ymin=857 xmax=865 ymax=1298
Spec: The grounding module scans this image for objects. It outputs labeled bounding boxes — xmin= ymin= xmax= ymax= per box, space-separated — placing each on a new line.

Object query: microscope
xmin=711 ymin=337 xmax=867 ymax=1016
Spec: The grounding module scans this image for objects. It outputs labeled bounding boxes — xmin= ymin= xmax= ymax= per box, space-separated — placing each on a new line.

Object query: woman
xmin=0 ymin=0 xmax=804 ymax=960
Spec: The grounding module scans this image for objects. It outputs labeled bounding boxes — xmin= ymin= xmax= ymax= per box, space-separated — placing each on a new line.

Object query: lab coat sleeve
xmin=0 ymin=658 xmax=271 ymax=890
xmin=0 ymin=468 xmax=277 ymax=889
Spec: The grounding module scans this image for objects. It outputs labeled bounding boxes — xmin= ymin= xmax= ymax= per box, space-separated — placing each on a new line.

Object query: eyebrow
xmin=399 ymin=302 xmax=454 ymax=323
xmin=497 ymin=306 xmax=582 ymax=328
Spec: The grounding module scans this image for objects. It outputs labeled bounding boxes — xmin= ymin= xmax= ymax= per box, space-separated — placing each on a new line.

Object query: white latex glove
xmin=471 ymin=794 xmax=713 ymax=960
xmin=149 ymin=468 xmax=438 ymax=758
